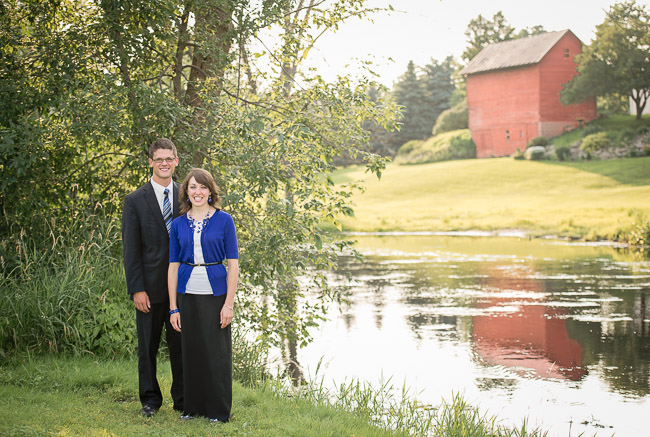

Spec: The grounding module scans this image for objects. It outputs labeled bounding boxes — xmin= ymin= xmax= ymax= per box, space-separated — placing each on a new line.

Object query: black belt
xmin=182 ymin=261 xmax=224 ymax=267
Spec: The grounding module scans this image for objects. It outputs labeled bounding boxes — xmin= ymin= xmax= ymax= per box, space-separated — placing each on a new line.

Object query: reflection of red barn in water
xmin=472 ymin=266 xmax=587 ymax=380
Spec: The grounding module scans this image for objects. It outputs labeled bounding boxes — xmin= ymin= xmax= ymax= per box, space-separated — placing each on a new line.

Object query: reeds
xmin=0 ymin=212 xmax=133 ymax=357
xmin=262 ymin=361 xmax=547 ymax=436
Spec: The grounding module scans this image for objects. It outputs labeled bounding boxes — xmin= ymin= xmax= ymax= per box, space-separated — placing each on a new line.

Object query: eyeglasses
xmin=152 ymin=157 xmax=176 ymax=164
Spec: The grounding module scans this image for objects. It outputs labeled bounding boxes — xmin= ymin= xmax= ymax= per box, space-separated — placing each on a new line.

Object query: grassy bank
xmin=0 ymin=355 xmax=547 ymax=436
xmin=332 ymin=156 xmax=650 ymax=239
xmin=0 ymin=355 xmax=398 ymax=436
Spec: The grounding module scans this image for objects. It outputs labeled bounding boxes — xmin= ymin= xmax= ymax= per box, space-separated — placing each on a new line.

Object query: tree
xmin=420 ymin=56 xmax=455 ymax=128
xmin=391 ymin=61 xmax=427 ymax=145
xmin=462 ymin=11 xmax=514 ymax=62
xmin=462 ymin=11 xmax=545 ymax=62
xmin=561 ymin=0 xmax=650 ymax=119
xmin=0 ymin=0 xmax=398 ymax=361
xmin=389 ymin=58 xmax=455 ymax=150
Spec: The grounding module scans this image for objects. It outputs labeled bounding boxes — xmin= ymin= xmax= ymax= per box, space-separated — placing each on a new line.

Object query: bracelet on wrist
xmin=169 ymin=308 xmax=180 ymax=315
xmin=224 ymin=304 xmax=233 ymax=311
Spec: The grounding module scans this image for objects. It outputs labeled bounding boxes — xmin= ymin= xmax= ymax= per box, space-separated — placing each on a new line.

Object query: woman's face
xmin=187 ymin=176 xmax=211 ymax=208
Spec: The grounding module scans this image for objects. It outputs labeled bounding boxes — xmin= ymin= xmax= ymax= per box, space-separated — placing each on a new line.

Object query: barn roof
xmin=460 ymin=30 xmax=576 ymax=76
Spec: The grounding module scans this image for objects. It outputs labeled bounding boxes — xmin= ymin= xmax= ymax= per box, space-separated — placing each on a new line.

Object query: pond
xmin=297 ymin=235 xmax=650 ymax=436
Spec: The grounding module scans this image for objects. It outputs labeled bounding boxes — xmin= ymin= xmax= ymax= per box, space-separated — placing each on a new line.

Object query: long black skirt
xmin=178 ymin=293 xmax=232 ymax=421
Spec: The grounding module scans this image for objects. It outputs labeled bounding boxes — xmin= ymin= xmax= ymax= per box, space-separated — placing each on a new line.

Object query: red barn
xmin=460 ymin=30 xmax=597 ymax=158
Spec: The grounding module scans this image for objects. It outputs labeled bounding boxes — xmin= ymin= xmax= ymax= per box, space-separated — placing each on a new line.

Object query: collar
xmin=150 ymin=177 xmax=173 ymax=196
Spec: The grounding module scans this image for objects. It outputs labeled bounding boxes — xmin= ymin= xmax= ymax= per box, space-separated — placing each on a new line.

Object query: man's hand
xmin=133 ymin=291 xmax=151 ymax=313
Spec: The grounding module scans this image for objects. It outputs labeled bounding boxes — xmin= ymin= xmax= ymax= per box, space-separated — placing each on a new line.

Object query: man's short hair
xmin=148 ymin=138 xmax=177 ymax=159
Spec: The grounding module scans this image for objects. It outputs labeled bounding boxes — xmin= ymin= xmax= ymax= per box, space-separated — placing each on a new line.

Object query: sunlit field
xmin=332 ymin=157 xmax=650 ymax=239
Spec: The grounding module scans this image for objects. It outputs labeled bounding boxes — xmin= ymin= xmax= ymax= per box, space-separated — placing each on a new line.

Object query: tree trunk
xmin=183 ymin=0 xmax=235 ymax=166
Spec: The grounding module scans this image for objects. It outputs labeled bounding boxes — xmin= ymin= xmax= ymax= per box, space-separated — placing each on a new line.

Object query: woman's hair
xmin=179 ymin=168 xmax=222 ymax=214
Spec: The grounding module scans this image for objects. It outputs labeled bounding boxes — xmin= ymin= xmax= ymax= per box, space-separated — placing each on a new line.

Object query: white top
xmin=150 ymin=178 xmax=174 ymax=214
xmin=185 ymin=222 xmax=212 ymax=295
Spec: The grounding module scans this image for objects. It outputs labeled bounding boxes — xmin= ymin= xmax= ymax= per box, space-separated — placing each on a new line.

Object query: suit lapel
xmin=143 ymin=182 xmax=168 ymax=235
xmin=173 ymin=181 xmax=181 ymax=219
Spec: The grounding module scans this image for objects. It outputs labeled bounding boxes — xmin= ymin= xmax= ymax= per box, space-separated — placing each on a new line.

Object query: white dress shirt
xmin=150 ymin=178 xmax=174 ymax=215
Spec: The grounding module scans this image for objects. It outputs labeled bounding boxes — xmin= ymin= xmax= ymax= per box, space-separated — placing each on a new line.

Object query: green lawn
xmin=0 ymin=355 xmax=399 ymax=437
xmin=333 ymin=156 xmax=650 ymax=239
xmin=0 ymin=355 xmax=548 ymax=436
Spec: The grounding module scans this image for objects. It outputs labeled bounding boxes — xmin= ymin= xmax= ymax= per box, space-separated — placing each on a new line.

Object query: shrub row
xmin=396 ymin=129 xmax=476 ymax=165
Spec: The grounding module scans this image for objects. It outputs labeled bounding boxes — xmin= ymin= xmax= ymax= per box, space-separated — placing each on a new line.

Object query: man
xmin=122 ymin=138 xmax=183 ymax=417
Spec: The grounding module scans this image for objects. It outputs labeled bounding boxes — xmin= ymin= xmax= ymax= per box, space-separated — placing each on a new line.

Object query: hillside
xmin=332 ymin=156 xmax=650 ymax=239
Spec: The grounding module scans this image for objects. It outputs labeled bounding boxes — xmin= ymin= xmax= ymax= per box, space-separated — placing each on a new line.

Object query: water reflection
xmin=300 ymin=236 xmax=650 ymax=436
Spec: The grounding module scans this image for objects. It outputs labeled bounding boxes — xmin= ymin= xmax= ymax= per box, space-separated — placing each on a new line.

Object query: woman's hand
xmin=170 ymin=312 xmax=181 ymax=332
xmin=220 ymin=304 xmax=233 ymax=329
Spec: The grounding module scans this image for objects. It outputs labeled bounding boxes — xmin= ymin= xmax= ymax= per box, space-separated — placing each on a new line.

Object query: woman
xmin=168 ymin=168 xmax=239 ymax=423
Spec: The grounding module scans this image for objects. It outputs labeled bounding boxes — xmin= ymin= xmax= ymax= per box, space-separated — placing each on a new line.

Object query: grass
xmin=0 ymin=355 xmax=402 ymax=436
xmin=0 ymin=355 xmax=549 ymax=436
xmin=552 ymin=114 xmax=650 ymax=147
xmin=331 ymin=156 xmax=650 ymax=239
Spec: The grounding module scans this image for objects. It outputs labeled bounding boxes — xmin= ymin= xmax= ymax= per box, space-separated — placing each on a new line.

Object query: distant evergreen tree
xmin=420 ymin=56 xmax=455 ymax=130
xmin=387 ymin=58 xmax=455 ymax=152
xmin=392 ymin=60 xmax=429 ymax=146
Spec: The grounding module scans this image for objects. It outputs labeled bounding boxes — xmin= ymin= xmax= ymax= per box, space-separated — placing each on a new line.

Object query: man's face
xmin=149 ymin=148 xmax=178 ymax=183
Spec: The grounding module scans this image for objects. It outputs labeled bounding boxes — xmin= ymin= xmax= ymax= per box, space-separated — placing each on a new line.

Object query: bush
xmin=396 ymin=129 xmax=475 ymax=165
xmin=526 ymin=136 xmax=548 ymax=149
xmin=432 ymin=100 xmax=468 ymax=136
xmin=555 ymin=146 xmax=571 ymax=161
xmin=524 ymin=146 xmax=546 ymax=160
xmin=397 ymin=139 xmax=423 ymax=156
xmin=512 ymin=148 xmax=525 ymax=160
xmin=580 ymin=132 xmax=610 ymax=153
xmin=614 ymin=127 xmax=638 ymax=147
xmin=582 ymin=124 xmax=603 ymax=136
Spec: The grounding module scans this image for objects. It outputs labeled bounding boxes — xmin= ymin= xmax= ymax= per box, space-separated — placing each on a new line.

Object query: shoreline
xmin=341 ymin=229 xmax=632 ymax=248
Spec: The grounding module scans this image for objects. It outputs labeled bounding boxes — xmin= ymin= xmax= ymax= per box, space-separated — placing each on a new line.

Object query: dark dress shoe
xmin=139 ymin=405 xmax=157 ymax=417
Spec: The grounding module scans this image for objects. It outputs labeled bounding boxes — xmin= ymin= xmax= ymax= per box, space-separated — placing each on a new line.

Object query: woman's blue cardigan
xmin=169 ymin=210 xmax=239 ymax=296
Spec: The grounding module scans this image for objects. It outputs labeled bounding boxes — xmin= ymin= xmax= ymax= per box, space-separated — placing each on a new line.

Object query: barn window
xmin=563 ymin=48 xmax=570 ymax=58
xmin=506 ymin=130 xmax=510 ymax=140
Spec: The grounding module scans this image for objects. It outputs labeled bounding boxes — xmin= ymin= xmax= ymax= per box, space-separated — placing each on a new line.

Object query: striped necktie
xmin=163 ymin=188 xmax=172 ymax=234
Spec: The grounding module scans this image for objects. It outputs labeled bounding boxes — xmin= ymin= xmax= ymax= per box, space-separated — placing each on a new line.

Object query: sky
xmin=298 ymin=0 xmax=649 ymax=87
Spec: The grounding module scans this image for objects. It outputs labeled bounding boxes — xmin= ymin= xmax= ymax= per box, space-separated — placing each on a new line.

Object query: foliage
xmin=389 ymin=58 xmax=455 ymax=150
xmin=395 ymin=129 xmax=475 ymax=165
xmin=397 ymin=139 xmax=424 ymax=156
xmin=420 ymin=57 xmax=456 ymax=128
xmin=462 ymin=11 xmax=545 ymax=62
xmin=619 ymin=211 xmax=650 ymax=250
xmin=335 ymin=85 xmax=401 ymax=165
xmin=561 ymin=1 xmax=650 ymax=120
xmin=524 ymin=147 xmax=546 ymax=161
xmin=598 ymin=94 xmax=630 ymax=116
xmin=0 ymin=0 xmax=399 ymax=360
xmin=614 ymin=127 xmax=639 ymax=147
xmin=512 ymin=148 xmax=525 ymax=160
xmin=0 ymin=212 xmax=133 ymax=356
xmin=526 ymin=136 xmax=548 ymax=149
xmin=555 ymin=146 xmax=571 ymax=161
xmin=580 ymin=132 xmax=611 ymax=153
xmin=552 ymin=115 xmax=650 ymax=148
xmin=582 ymin=123 xmax=604 ymax=137
xmin=432 ymin=99 xmax=468 ymax=136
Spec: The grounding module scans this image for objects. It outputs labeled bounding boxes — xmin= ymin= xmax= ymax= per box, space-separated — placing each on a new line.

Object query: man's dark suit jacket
xmin=122 ymin=180 xmax=181 ymax=304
